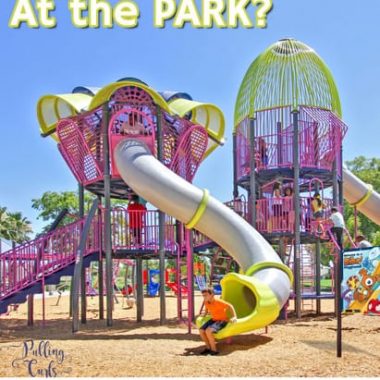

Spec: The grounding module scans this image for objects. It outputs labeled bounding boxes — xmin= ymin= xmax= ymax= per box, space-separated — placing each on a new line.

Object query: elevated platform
xmin=238 ymin=167 xmax=337 ymax=190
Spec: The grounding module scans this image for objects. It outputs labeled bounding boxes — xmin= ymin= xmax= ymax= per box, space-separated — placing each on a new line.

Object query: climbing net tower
xmin=233 ymin=38 xmax=349 ymax=316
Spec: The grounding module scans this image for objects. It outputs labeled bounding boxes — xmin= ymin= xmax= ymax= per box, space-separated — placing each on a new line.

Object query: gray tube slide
xmin=343 ymin=166 xmax=380 ymax=226
xmin=115 ymin=139 xmax=291 ymax=308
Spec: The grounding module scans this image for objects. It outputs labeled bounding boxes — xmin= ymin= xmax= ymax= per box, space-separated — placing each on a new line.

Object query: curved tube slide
xmin=115 ymin=139 xmax=292 ymax=338
xmin=343 ymin=167 xmax=380 ymax=226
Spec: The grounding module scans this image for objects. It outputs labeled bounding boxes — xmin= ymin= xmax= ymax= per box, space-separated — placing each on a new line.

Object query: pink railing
xmin=235 ymin=106 xmax=348 ymax=180
xmin=109 ymin=208 xmax=177 ymax=253
xmin=0 ymin=217 xmax=100 ymax=299
xmin=192 ymin=196 xmax=336 ymax=241
xmin=0 ymin=207 xmax=181 ymax=301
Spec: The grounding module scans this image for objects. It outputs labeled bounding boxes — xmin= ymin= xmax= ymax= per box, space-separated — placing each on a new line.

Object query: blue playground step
xmin=0 ymin=252 xmax=99 ymax=315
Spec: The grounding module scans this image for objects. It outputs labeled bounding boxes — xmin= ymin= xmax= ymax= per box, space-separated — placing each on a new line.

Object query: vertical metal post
xmin=336 ymin=144 xmax=343 ymax=358
xmin=292 ymin=109 xmax=301 ymax=318
xmin=27 ymin=294 xmax=34 ymax=326
xmin=249 ymin=118 xmax=257 ymax=227
xmin=336 ymin=244 xmax=343 ymax=358
xmin=332 ymin=160 xmax=338 ymax=206
xmin=315 ymin=240 xmax=321 ymax=315
xmin=69 ymin=277 xmax=74 ymax=317
xmin=78 ymin=183 xmax=87 ymax=324
xmin=42 ymin=275 xmax=46 ymax=327
xmin=98 ymin=196 xmax=104 ymax=320
xmin=136 ymin=257 xmax=143 ymax=322
xmin=277 ymin=121 xmax=282 ymax=166
xmin=175 ymin=221 xmax=183 ymax=320
xmin=232 ymin=133 xmax=239 ymax=199
xmin=156 ymin=105 xmax=166 ymax=325
xmin=186 ymin=229 xmax=194 ymax=333
xmin=102 ymin=102 xmax=113 ymax=327
xmin=354 ymin=207 xmax=358 ymax=240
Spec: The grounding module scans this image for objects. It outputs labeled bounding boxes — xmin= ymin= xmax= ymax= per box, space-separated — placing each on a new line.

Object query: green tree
xmin=0 ymin=206 xmax=33 ymax=245
xmin=31 ymin=191 xmax=96 ymax=231
xmin=7 ymin=212 xmax=33 ymax=244
xmin=0 ymin=207 xmax=12 ymax=241
xmin=344 ymin=156 xmax=380 ymax=245
xmin=32 ymin=190 xmax=129 ymax=232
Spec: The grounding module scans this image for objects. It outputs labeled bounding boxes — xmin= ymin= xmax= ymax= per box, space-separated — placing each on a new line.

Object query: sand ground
xmin=0 ymin=291 xmax=379 ymax=377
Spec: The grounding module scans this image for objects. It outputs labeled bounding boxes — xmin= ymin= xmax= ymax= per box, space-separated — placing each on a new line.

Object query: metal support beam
xmin=332 ymin=160 xmax=338 ymax=206
xmin=232 ymin=133 xmax=239 ymax=199
xmin=97 ymin=196 xmax=104 ymax=320
xmin=277 ymin=121 xmax=283 ymax=166
xmin=136 ymin=257 xmax=143 ymax=322
xmin=292 ymin=109 xmax=302 ymax=318
xmin=101 ymin=102 xmax=113 ymax=327
xmin=186 ymin=229 xmax=194 ymax=333
xmin=72 ymin=199 xmax=99 ymax=333
xmin=315 ymin=239 xmax=321 ymax=315
xmin=175 ymin=221 xmax=183 ymax=320
xmin=156 ymin=105 xmax=166 ymax=325
xmin=27 ymin=294 xmax=34 ymax=326
xmin=249 ymin=118 xmax=256 ymax=227
xmin=78 ymin=183 xmax=87 ymax=324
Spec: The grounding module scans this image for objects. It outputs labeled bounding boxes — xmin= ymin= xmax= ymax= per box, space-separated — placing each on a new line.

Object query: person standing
xmin=311 ymin=192 xmax=325 ymax=221
xmin=127 ymin=195 xmax=147 ymax=246
xmin=329 ymin=207 xmax=345 ymax=250
xmin=271 ymin=182 xmax=283 ymax=231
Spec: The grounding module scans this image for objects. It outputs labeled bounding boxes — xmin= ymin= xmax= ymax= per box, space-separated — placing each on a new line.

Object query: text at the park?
xmin=8 ymin=0 xmax=274 ymax=29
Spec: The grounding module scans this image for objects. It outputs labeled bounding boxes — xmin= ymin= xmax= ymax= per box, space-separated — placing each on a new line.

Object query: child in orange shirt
xmin=198 ymin=288 xmax=237 ymax=355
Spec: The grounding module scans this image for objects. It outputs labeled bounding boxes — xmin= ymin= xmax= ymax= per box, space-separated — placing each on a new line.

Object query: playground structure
xmin=1 ymin=39 xmax=380 ymax=336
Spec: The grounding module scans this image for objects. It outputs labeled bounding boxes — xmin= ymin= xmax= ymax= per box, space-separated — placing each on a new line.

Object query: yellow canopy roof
xmin=37 ymin=81 xmax=225 ymax=158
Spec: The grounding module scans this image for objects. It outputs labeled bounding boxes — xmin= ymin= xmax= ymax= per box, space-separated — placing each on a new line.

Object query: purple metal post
xmin=185 ymin=229 xmax=194 ymax=334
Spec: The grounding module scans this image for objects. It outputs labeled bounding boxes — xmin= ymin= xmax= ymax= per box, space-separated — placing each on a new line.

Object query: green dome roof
xmin=234 ymin=38 xmax=342 ymax=127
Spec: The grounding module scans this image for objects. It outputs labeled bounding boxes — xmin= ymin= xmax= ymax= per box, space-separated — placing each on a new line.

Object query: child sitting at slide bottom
xmin=198 ymin=288 xmax=237 ymax=355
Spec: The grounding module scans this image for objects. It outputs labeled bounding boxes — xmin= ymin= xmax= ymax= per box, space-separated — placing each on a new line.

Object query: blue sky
xmin=1 ymin=0 xmax=380 ymax=235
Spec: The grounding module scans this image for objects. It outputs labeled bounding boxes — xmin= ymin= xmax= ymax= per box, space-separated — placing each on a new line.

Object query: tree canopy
xmin=31 ymin=190 xmax=129 ymax=232
xmin=31 ymin=191 xmax=96 ymax=231
xmin=344 ymin=156 xmax=380 ymax=245
xmin=0 ymin=206 xmax=33 ymax=245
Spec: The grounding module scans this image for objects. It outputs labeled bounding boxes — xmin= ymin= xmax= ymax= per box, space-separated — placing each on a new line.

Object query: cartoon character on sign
xmin=367 ymin=299 xmax=380 ymax=315
xmin=343 ymin=275 xmax=360 ymax=305
xmin=353 ymin=269 xmax=380 ymax=303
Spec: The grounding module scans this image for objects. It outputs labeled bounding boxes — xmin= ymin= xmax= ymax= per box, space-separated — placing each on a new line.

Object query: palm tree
xmin=0 ymin=207 xmax=33 ymax=249
xmin=7 ymin=212 xmax=33 ymax=245
xmin=0 ymin=207 xmax=13 ymax=241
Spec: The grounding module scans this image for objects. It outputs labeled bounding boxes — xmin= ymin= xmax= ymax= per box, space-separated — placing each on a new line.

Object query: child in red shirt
xmin=127 ymin=195 xmax=147 ymax=245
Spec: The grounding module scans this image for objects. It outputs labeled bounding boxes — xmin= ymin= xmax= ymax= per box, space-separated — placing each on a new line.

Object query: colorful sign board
xmin=342 ymin=247 xmax=380 ymax=314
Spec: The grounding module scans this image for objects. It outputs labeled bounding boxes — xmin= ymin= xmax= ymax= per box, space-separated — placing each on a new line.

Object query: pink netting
xmin=57 ymin=117 xmax=103 ymax=185
xmin=170 ymin=124 xmax=208 ymax=182
xmin=57 ymin=85 xmax=208 ymax=186
xmin=235 ymin=106 xmax=347 ymax=178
